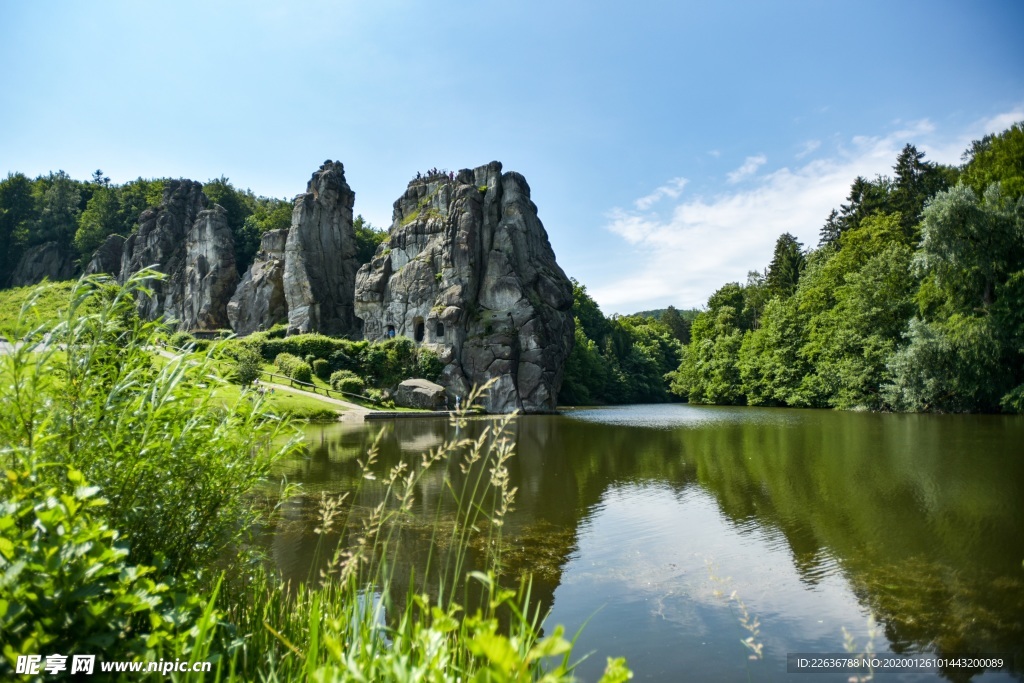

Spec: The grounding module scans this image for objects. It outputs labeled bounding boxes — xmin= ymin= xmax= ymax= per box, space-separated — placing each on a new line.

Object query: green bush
xmin=233 ymin=346 xmax=263 ymax=386
xmin=0 ymin=467 xmax=210 ymax=671
xmin=363 ymin=336 xmax=417 ymax=387
xmin=169 ymin=330 xmax=194 ymax=349
xmin=416 ymin=348 xmax=445 ymax=381
xmin=275 ymin=352 xmax=313 ymax=384
xmin=312 ymin=358 xmax=331 ymax=380
xmin=330 ymin=370 xmax=366 ymax=395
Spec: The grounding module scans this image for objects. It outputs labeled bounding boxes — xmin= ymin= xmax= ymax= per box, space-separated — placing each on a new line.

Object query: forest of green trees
xmin=560 ymin=122 xmax=1023 ymax=413
xmin=665 ymin=122 xmax=1024 ymax=413
xmin=0 ymin=171 xmax=386 ymax=282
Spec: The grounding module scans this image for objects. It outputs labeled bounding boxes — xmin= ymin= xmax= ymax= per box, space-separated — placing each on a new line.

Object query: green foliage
xmin=74 ymin=185 xmax=120 ymax=257
xmin=765 ymin=232 xmax=806 ymax=299
xmin=362 ymin=336 xmax=418 ymax=387
xmin=250 ymin=332 xmax=364 ymax=363
xmin=0 ymin=280 xmax=81 ymax=339
xmin=560 ymin=280 xmax=683 ymax=405
xmin=275 ymin=352 xmax=313 ymax=384
xmin=231 ymin=346 xmax=263 ymax=386
xmin=961 ymin=121 xmax=1024 ymax=200
xmin=354 ymin=214 xmax=388 ymax=265
xmin=0 ymin=274 xmax=297 ymax=575
xmin=311 ymin=357 xmax=331 ymax=380
xmin=415 ymin=347 xmax=444 ymax=381
xmin=0 ymin=468 xmax=207 ymax=670
xmin=329 ymin=369 xmax=366 ymax=394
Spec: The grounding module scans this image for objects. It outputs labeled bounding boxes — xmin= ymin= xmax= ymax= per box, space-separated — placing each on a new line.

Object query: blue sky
xmin=2 ymin=1 xmax=1022 ymax=313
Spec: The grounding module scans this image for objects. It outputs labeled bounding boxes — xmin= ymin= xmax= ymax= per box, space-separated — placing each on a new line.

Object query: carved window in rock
xmin=435 ymin=321 xmax=445 ymax=339
xmin=413 ymin=317 xmax=425 ymax=343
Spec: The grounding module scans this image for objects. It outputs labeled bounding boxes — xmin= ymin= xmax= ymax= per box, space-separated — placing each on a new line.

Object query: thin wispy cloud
xmin=795 ymin=140 xmax=821 ymax=159
xmin=726 ymin=154 xmax=766 ymax=183
xmin=634 ymin=177 xmax=688 ymax=210
xmin=593 ymin=110 xmax=1024 ymax=312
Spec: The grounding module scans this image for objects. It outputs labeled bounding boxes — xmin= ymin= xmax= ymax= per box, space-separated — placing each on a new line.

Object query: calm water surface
xmin=268 ymin=404 xmax=1024 ymax=682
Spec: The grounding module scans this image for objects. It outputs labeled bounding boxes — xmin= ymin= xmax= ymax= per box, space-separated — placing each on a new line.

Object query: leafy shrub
xmin=233 ymin=346 xmax=263 ymax=386
xmin=312 ymin=358 xmax=331 ymax=380
xmin=275 ymin=352 xmax=313 ymax=384
xmin=330 ymin=370 xmax=365 ymax=395
xmin=363 ymin=336 xmax=417 ymax=387
xmin=416 ymin=348 xmax=444 ymax=381
xmin=257 ymin=334 xmax=363 ymax=363
xmin=169 ymin=330 xmax=194 ymax=349
xmin=0 ymin=467 xmax=210 ymax=670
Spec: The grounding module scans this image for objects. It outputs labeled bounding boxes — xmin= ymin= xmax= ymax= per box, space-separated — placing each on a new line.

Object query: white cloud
xmin=633 ymin=177 xmax=688 ymax=210
xmin=594 ymin=109 xmax=1024 ymax=313
xmin=795 ymin=140 xmax=821 ymax=159
xmin=726 ymin=154 xmax=766 ymax=183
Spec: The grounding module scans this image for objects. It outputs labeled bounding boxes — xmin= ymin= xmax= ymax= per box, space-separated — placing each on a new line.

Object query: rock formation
xmin=394 ymin=378 xmax=447 ymax=410
xmin=283 ymin=161 xmax=360 ymax=336
xmin=227 ymin=229 xmax=289 ymax=335
xmin=119 ymin=180 xmax=238 ymax=330
xmin=9 ymin=242 xmax=77 ymax=287
xmin=354 ymin=162 xmax=574 ymax=413
xmin=84 ymin=234 xmax=126 ymax=276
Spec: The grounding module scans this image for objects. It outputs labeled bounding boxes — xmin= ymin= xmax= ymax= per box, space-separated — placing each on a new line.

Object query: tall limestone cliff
xmin=119 ymin=180 xmax=238 ymax=330
xmin=227 ymin=228 xmax=289 ymax=335
xmin=354 ymin=162 xmax=574 ymax=413
xmin=283 ymin=161 xmax=360 ymax=336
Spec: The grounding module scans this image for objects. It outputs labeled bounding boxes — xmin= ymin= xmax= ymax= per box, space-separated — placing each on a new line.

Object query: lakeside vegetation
xmin=559 ymin=122 xmax=1024 ymax=413
xmin=0 ymin=274 xmax=631 ymax=681
xmin=669 ymin=122 xmax=1024 ymax=413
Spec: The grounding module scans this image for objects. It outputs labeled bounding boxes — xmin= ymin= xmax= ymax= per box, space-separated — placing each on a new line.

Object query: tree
xmin=765 ymin=233 xmax=805 ymax=299
xmin=0 ymin=172 xmax=36 ymax=282
xmin=891 ymin=144 xmax=955 ymax=238
xmin=75 ymin=185 xmax=120 ymax=256
xmin=914 ymin=183 xmax=1023 ymax=311
xmin=354 ymin=214 xmax=387 ymax=265
xmin=961 ymin=121 xmax=1024 ymax=200
xmin=34 ymin=170 xmax=82 ymax=248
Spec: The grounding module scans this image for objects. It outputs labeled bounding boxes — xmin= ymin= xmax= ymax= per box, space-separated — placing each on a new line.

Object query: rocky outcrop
xmin=227 ymin=229 xmax=289 ymax=335
xmin=10 ymin=242 xmax=77 ymax=287
xmin=354 ymin=162 xmax=574 ymax=414
xmin=182 ymin=205 xmax=238 ymax=330
xmin=119 ymin=180 xmax=238 ymax=330
xmin=394 ymin=378 xmax=447 ymax=410
xmin=84 ymin=234 xmax=126 ymax=276
xmin=283 ymin=161 xmax=359 ymax=336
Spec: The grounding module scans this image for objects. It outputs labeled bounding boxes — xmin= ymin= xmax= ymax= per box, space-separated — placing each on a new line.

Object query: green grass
xmin=0 ymin=280 xmax=80 ymax=338
xmin=213 ymin=381 xmax=341 ymax=421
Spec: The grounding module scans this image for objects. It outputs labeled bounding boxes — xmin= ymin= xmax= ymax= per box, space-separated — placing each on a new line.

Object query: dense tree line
xmin=558 ymin=280 xmax=694 ymax=405
xmin=669 ymin=122 xmax=1024 ymax=413
xmin=0 ymin=171 xmax=387 ymax=286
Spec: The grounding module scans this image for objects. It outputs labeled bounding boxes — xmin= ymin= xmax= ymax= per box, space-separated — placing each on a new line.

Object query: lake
xmin=266 ymin=404 xmax=1024 ymax=681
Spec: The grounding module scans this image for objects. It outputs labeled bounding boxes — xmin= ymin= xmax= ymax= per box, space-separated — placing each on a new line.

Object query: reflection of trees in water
xmin=271 ymin=410 xmax=1024 ymax=677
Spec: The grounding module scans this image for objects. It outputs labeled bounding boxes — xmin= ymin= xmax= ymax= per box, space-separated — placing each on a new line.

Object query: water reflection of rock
xmin=269 ymin=408 xmax=1024 ymax=679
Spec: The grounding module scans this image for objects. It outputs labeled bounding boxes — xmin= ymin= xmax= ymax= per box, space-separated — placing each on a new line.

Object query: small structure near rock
xmin=394 ymin=378 xmax=448 ymax=410
xmin=354 ymin=161 xmax=574 ymax=414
